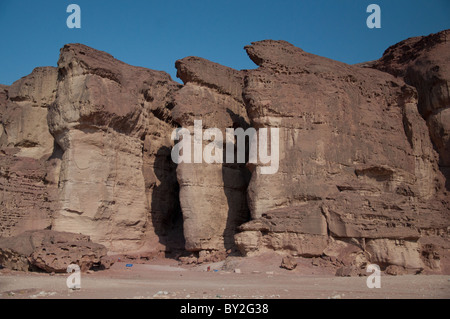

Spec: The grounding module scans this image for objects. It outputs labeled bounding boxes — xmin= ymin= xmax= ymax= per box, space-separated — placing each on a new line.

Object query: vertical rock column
xmin=172 ymin=57 xmax=250 ymax=252
xmin=48 ymin=44 xmax=181 ymax=253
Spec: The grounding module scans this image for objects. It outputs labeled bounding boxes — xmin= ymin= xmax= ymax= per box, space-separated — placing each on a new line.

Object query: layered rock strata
xmin=0 ymin=31 xmax=448 ymax=274
xmin=173 ymin=57 xmax=250 ymax=252
xmin=48 ymin=44 xmax=182 ymax=253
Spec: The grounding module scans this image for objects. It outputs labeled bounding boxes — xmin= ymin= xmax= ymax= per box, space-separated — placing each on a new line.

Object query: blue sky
xmin=0 ymin=0 xmax=449 ymax=85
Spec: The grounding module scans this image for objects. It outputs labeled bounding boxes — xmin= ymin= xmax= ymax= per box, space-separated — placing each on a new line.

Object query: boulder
xmin=280 ymin=255 xmax=297 ymax=270
xmin=365 ymin=238 xmax=423 ymax=270
xmin=0 ymin=67 xmax=57 ymax=159
xmin=0 ymin=230 xmax=112 ymax=272
xmin=335 ymin=266 xmax=363 ymax=277
xmin=385 ymin=265 xmax=408 ymax=276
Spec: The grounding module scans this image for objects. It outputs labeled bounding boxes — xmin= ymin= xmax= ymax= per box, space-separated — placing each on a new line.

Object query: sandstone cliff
xmin=0 ymin=68 xmax=58 ymax=238
xmin=366 ymin=30 xmax=450 ymax=190
xmin=235 ymin=38 xmax=448 ymax=274
xmin=173 ymin=57 xmax=250 ymax=252
xmin=48 ymin=44 xmax=183 ymax=253
xmin=0 ymin=30 xmax=448 ymax=274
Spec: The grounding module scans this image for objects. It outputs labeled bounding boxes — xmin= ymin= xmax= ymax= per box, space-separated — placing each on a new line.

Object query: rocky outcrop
xmin=0 ymin=68 xmax=59 ymax=238
xmin=243 ymin=40 xmax=438 ymax=213
xmin=0 ymin=67 xmax=56 ymax=159
xmin=0 ymin=45 xmax=184 ymax=255
xmin=0 ymin=152 xmax=57 ymax=237
xmin=236 ymin=203 xmax=328 ymax=257
xmin=0 ymin=32 xmax=448 ymax=273
xmin=173 ymin=57 xmax=250 ymax=252
xmin=367 ymin=29 xmax=450 ymax=189
xmin=0 ymin=230 xmax=112 ymax=272
xmin=48 ymin=44 xmax=182 ymax=253
xmin=235 ymin=39 xmax=449 ymax=272
xmin=280 ymin=255 xmax=297 ymax=270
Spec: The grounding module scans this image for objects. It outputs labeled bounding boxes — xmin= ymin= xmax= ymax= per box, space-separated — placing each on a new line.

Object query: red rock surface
xmin=0 ymin=230 xmax=111 ymax=272
xmin=48 ymin=44 xmax=183 ymax=253
xmin=236 ymin=38 xmax=449 ymax=272
xmin=0 ymin=32 xmax=449 ymax=274
xmin=173 ymin=56 xmax=250 ymax=252
xmin=0 ymin=68 xmax=59 ymax=238
xmin=366 ymin=29 xmax=450 ymax=188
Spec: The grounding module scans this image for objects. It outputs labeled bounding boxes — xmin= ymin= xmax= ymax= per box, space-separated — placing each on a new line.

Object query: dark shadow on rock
xmin=222 ymin=108 xmax=251 ymax=252
xmin=226 ymin=108 xmax=250 ymax=131
xmin=440 ymin=166 xmax=450 ymax=191
xmin=150 ymin=146 xmax=185 ymax=257
xmin=46 ymin=140 xmax=64 ymax=162
xmin=222 ymin=162 xmax=251 ymax=252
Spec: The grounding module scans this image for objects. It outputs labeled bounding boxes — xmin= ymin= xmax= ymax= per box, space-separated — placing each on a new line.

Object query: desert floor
xmin=1 ymin=253 xmax=449 ymax=299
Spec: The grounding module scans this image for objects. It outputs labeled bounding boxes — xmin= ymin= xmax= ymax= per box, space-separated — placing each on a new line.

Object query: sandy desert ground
xmin=0 ymin=253 xmax=449 ymax=299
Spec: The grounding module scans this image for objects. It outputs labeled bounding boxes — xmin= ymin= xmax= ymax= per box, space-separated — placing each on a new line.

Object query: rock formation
xmin=172 ymin=57 xmax=250 ymax=252
xmin=48 ymin=44 xmax=182 ymax=253
xmin=366 ymin=30 xmax=450 ymax=190
xmin=235 ymin=39 xmax=447 ymax=272
xmin=0 ymin=30 xmax=448 ymax=274
xmin=0 ymin=68 xmax=58 ymax=238
xmin=0 ymin=230 xmax=111 ymax=272
xmin=0 ymin=67 xmax=56 ymax=159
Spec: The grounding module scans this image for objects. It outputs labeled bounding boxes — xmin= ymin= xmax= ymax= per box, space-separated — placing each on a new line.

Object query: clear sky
xmin=0 ymin=0 xmax=449 ymax=85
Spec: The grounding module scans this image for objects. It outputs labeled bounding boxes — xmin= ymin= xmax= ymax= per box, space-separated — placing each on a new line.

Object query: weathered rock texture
xmin=0 ymin=230 xmax=111 ymax=272
xmin=0 ymin=67 xmax=56 ymax=159
xmin=0 ymin=151 xmax=57 ymax=237
xmin=235 ymin=36 xmax=449 ymax=273
xmin=173 ymin=57 xmax=250 ymax=252
xmin=0 ymin=68 xmax=59 ymax=238
xmin=0 ymin=30 xmax=449 ymax=274
xmin=366 ymin=30 xmax=450 ymax=189
xmin=48 ymin=44 xmax=182 ymax=253
xmin=236 ymin=203 xmax=328 ymax=257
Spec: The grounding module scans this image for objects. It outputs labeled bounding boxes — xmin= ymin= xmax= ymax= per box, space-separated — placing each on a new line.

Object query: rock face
xmin=235 ymin=38 xmax=449 ymax=272
xmin=173 ymin=57 xmax=250 ymax=252
xmin=243 ymin=40 xmax=438 ymax=214
xmin=367 ymin=30 xmax=450 ymax=189
xmin=236 ymin=203 xmax=328 ymax=257
xmin=48 ymin=44 xmax=182 ymax=253
xmin=0 ymin=68 xmax=59 ymax=238
xmin=0 ymin=230 xmax=111 ymax=272
xmin=0 ymin=31 xmax=449 ymax=274
xmin=0 ymin=67 xmax=56 ymax=159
